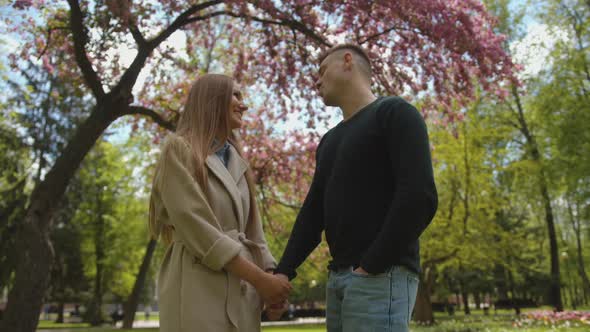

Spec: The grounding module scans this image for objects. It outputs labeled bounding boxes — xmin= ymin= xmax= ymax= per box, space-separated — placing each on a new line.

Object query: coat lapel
xmin=206 ymin=155 xmax=244 ymax=226
xmin=227 ymin=145 xmax=248 ymax=184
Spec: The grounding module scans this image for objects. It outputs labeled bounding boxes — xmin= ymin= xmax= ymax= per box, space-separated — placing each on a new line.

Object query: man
xmin=274 ymin=44 xmax=438 ymax=332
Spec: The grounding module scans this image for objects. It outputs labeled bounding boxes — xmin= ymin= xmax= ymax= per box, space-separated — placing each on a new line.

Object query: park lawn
xmin=36 ymin=322 xmax=590 ymax=332
xmin=37 ymin=310 xmax=590 ymax=331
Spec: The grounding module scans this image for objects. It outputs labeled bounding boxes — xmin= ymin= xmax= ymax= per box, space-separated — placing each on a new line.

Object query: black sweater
xmin=275 ymin=96 xmax=438 ymax=279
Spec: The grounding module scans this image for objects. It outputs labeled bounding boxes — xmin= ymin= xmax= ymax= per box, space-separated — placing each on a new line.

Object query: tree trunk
xmin=413 ymin=267 xmax=435 ymax=324
xmin=0 ymin=104 xmax=117 ymax=332
xmin=540 ymin=180 xmax=562 ymax=311
xmin=122 ymin=239 xmax=158 ymax=329
xmin=56 ymin=301 xmax=65 ymax=324
xmin=574 ymin=283 xmax=581 ymax=309
xmin=474 ymin=292 xmax=481 ymax=310
xmin=511 ymin=86 xmax=563 ymax=312
xmin=460 ymin=284 xmax=470 ymax=315
xmin=568 ymin=200 xmax=590 ymax=298
xmin=88 ymin=197 xmax=106 ymax=326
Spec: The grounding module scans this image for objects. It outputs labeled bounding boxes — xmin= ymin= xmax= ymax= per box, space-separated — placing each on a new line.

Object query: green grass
xmin=37 ymin=320 xmax=89 ymax=328
xmin=37 ymin=311 xmax=590 ymax=331
xmin=36 ymin=323 xmax=590 ymax=332
xmin=35 ymin=324 xmax=590 ymax=332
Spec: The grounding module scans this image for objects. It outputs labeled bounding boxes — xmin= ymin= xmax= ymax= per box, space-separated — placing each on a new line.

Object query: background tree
xmin=46 ymin=176 xmax=89 ymax=324
xmin=534 ymin=0 xmax=590 ymax=300
xmin=69 ymin=140 xmax=148 ymax=325
xmin=0 ymin=120 xmax=29 ymax=294
xmin=415 ymin=98 xmax=521 ymax=323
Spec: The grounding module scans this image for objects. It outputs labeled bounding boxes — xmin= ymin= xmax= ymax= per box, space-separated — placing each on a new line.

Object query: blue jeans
xmin=326 ymin=266 xmax=419 ymax=332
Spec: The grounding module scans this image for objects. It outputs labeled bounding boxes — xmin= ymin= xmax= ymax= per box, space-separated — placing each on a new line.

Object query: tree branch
xmin=221 ymin=11 xmax=330 ymax=47
xmin=359 ymin=25 xmax=401 ymax=45
xmin=129 ymin=23 xmax=147 ymax=48
xmin=165 ymin=9 xmax=330 ymax=48
xmin=270 ymin=197 xmax=302 ymax=210
xmin=67 ymin=0 xmax=105 ymax=99
xmin=0 ymin=176 xmax=27 ymax=196
xmin=149 ymin=0 xmax=224 ymax=49
xmin=423 ymin=249 xmax=458 ymax=267
xmin=112 ymin=1 xmax=224 ymax=97
xmin=125 ymin=106 xmax=176 ymax=131
xmin=38 ymin=26 xmax=69 ymax=58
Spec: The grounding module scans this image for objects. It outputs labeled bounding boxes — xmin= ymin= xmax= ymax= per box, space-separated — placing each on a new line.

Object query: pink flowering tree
xmin=1 ymin=0 xmax=516 ymax=331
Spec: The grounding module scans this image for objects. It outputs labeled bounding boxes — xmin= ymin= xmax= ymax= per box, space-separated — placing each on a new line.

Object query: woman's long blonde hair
xmin=149 ymin=74 xmax=260 ymax=244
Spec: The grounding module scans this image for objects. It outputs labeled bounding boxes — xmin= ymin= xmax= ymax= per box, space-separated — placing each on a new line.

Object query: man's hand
xmin=274 ymin=273 xmax=289 ymax=282
xmin=353 ymin=266 xmax=369 ymax=275
xmin=265 ymin=300 xmax=288 ymax=321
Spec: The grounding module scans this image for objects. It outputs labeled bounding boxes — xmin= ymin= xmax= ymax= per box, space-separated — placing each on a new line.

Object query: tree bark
xmin=0 ymin=104 xmax=117 ymax=332
xmin=122 ymin=239 xmax=158 ymax=329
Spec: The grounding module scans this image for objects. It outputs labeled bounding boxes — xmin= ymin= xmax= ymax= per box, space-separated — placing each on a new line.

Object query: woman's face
xmin=228 ymin=83 xmax=247 ymax=129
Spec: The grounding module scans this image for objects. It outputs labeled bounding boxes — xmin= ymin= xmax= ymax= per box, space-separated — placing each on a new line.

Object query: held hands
xmin=264 ymin=273 xmax=290 ymax=321
xmin=253 ymin=272 xmax=292 ymax=304
xmin=223 ymin=255 xmax=291 ymax=305
xmin=265 ymin=299 xmax=288 ymax=321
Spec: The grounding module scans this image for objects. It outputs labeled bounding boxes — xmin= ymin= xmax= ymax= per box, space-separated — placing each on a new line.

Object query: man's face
xmin=315 ymin=52 xmax=351 ymax=107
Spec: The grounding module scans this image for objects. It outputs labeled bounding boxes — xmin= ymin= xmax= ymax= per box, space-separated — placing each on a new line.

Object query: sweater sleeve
xmin=274 ymin=136 xmax=328 ymax=280
xmin=360 ymin=98 xmax=438 ymax=274
xmin=154 ymin=135 xmax=242 ymax=271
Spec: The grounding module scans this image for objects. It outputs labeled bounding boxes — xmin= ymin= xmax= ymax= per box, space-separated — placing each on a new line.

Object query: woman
xmin=149 ymin=74 xmax=291 ymax=331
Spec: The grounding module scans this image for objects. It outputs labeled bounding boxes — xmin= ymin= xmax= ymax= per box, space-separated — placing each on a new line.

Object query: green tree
xmin=534 ymin=0 xmax=590 ymax=301
xmin=416 ymin=99 xmax=521 ymax=323
xmin=0 ymin=120 xmax=29 ymax=292
xmin=485 ymin=0 xmax=567 ymax=311
xmin=72 ymin=140 xmax=148 ymax=325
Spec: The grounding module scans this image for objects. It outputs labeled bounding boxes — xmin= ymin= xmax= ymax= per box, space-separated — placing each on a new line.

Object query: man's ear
xmin=343 ymin=52 xmax=353 ymax=70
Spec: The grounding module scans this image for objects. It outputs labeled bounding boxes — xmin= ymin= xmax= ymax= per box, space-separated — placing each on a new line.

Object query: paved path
xmin=117 ymin=317 xmax=325 ymax=328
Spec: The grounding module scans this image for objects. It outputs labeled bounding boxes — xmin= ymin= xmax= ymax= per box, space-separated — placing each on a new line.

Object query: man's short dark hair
xmin=318 ymin=44 xmax=372 ymax=77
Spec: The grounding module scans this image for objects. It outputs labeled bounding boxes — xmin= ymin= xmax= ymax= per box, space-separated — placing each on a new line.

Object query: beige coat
xmin=150 ymin=134 xmax=276 ymax=332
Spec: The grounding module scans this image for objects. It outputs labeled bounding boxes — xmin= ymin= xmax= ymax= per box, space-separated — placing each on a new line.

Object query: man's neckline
xmin=339 ymin=96 xmax=383 ymax=125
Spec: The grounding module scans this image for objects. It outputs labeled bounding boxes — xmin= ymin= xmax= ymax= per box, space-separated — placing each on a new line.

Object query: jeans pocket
xmin=342 ymin=274 xmax=391 ymax=331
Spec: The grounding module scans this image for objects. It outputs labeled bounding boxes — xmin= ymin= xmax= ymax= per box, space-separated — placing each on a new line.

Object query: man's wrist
xmin=273 ymin=272 xmax=289 ymax=281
